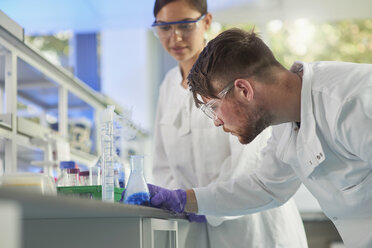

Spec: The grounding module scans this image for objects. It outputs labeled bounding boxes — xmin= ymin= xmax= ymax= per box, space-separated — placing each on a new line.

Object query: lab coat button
xmin=309 ymin=161 xmax=312 ymax=165
xmin=317 ymin=155 xmax=321 ymax=160
xmin=332 ymin=217 xmax=338 ymax=221
xmin=319 ymin=152 xmax=323 ymax=157
xmin=294 ymin=127 xmax=298 ymax=131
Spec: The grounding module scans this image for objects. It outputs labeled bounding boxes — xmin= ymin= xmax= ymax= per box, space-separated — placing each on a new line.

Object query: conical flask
xmin=123 ymin=155 xmax=150 ymax=205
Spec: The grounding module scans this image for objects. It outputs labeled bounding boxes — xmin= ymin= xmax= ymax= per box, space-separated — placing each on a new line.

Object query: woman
xmin=151 ymin=0 xmax=308 ymax=247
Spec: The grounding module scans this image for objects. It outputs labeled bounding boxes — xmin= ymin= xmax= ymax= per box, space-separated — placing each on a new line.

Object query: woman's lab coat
xmin=152 ymin=66 xmax=308 ymax=248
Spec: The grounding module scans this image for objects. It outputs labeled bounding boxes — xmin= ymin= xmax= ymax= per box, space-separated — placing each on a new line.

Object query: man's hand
xmin=148 ymin=184 xmax=187 ymax=213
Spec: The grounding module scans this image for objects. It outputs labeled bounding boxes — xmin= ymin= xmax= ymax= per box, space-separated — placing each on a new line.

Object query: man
xmin=148 ymin=28 xmax=372 ymax=247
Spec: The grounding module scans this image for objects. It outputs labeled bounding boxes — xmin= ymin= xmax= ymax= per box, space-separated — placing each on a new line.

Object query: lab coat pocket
xmin=341 ymin=169 xmax=372 ymax=193
xmin=339 ymin=169 xmax=372 ymax=219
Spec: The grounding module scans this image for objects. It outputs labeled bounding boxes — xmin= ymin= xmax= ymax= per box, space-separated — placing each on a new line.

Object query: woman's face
xmin=155 ymin=1 xmax=211 ymax=63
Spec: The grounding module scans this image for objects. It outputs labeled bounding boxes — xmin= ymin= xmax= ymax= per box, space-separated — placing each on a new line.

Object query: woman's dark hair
xmin=153 ymin=0 xmax=207 ymax=17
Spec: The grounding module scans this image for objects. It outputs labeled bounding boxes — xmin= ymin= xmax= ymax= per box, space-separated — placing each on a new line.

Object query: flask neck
xmin=131 ymin=165 xmax=143 ymax=173
xmin=130 ymin=156 xmax=144 ymax=174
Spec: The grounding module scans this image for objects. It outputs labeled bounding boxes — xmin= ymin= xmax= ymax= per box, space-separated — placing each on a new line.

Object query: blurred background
xmin=1 ymin=1 xmax=372 ymax=247
xmin=2 ymin=0 xmax=372 ymax=131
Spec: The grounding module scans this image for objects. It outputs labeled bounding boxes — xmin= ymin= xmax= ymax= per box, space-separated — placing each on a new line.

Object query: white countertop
xmin=0 ymin=187 xmax=186 ymax=220
xmin=0 ymin=187 xmax=328 ymax=222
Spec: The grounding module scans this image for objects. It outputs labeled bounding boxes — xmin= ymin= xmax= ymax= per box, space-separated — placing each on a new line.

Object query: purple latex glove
xmin=148 ymin=184 xmax=186 ymax=213
xmin=186 ymin=213 xmax=207 ymax=223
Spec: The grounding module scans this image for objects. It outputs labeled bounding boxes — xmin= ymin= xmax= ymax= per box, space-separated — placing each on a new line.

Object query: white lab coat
xmin=152 ymin=66 xmax=308 ymax=248
xmin=195 ymin=61 xmax=372 ymax=247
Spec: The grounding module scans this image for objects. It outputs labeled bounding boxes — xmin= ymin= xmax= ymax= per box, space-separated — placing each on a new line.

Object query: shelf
xmin=17 ymin=117 xmax=51 ymax=139
xmin=0 ymin=113 xmax=12 ymax=129
xmin=0 ymin=17 xmax=146 ymax=174
xmin=70 ymin=148 xmax=98 ymax=168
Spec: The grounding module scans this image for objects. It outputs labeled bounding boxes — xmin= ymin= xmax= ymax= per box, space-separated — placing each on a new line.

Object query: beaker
xmin=123 ymin=155 xmax=150 ymax=205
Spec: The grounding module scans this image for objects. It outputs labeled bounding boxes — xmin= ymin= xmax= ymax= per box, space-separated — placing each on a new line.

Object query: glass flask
xmin=123 ymin=155 xmax=150 ymax=205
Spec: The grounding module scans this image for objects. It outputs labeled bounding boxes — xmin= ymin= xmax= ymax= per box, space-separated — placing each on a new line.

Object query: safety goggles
xmin=200 ymin=81 xmax=235 ymax=121
xmin=151 ymin=14 xmax=205 ymax=40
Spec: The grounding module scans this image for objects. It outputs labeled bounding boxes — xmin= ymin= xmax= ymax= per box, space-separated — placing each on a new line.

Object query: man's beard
xmin=235 ymin=102 xmax=273 ymax=144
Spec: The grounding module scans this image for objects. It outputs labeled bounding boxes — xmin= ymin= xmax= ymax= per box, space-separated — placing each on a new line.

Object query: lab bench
xmin=0 ymin=187 xmax=345 ymax=248
xmin=0 ymin=188 xmax=186 ymax=248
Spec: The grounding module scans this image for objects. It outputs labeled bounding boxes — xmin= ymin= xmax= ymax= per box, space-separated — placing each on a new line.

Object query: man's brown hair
xmin=188 ymin=28 xmax=283 ymax=107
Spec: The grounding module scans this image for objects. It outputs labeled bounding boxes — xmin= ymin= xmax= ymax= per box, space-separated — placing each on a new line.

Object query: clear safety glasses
xmin=151 ymin=14 xmax=205 ymax=40
xmin=200 ymin=81 xmax=235 ymax=121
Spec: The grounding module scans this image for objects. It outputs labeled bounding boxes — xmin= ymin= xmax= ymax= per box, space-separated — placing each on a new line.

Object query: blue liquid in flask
xmin=124 ymin=192 xmax=150 ymax=206
xmin=123 ymin=155 xmax=150 ymax=206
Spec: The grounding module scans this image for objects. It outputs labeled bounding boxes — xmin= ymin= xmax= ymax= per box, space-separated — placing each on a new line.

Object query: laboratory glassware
xmin=114 ymin=170 xmax=120 ymax=188
xmin=58 ymin=161 xmax=76 ymax=186
xmin=89 ymin=167 xmax=101 ymax=185
xmin=65 ymin=168 xmax=80 ymax=186
xmin=94 ymin=154 xmax=124 ymax=187
xmin=101 ymin=105 xmax=115 ymax=202
xmin=79 ymin=171 xmax=90 ymax=186
xmin=118 ymin=165 xmax=126 ymax=188
xmin=123 ymin=155 xmax=150 ymax=205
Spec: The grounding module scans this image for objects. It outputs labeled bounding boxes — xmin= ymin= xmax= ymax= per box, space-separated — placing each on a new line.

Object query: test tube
xmin=89 ymin=167 xmax=101 ymax=185
xmin=79 ymin=171 xmax=90 ymax=186
xmin=66 ymin=168 xmax=80 ymax=186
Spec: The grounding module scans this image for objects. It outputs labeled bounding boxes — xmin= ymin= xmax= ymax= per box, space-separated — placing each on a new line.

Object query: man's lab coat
xmin=195 ymin=61 xmax=372 ymax=247
xmin=152 ymin=66 xmax=308 ymax=248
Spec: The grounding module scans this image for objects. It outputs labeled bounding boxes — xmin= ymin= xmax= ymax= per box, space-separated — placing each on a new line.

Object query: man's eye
xmin=210 ymin=103 xmax=219 ymax=111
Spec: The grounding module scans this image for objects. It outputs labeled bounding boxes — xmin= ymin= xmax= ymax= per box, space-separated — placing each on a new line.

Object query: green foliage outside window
xmin=25 ymin=31 xmax=71 ymax=68
xmin=217 ymin=19 xmax=372 ymax=68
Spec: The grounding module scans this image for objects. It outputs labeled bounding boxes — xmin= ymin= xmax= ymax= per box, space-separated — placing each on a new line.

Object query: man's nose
xmin=213 ymin=117 xmax=223 ymax=127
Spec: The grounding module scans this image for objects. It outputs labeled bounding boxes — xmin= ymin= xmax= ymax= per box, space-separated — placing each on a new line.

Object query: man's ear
xmin=234 ymin=79 xmax=254 ymax=101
